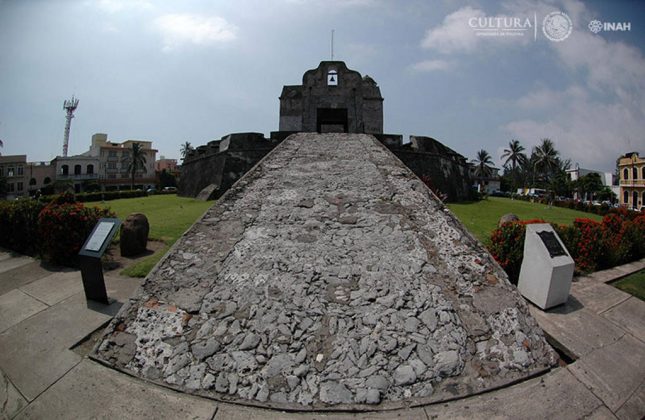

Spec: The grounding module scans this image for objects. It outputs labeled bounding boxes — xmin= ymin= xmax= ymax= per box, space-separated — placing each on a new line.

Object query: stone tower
xmin=279 ymin=61 xmax=383 ymax=134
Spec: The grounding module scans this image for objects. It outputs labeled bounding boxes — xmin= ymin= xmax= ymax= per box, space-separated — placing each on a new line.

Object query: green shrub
xmin=0 ymin=199 xmax=45 ymax=255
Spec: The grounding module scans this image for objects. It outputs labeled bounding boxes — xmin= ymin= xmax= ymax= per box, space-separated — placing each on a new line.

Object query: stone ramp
xmin=92 ymin=133 xmax=556 ymax=410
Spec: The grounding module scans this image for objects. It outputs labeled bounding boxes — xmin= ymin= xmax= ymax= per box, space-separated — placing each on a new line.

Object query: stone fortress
xmin=94 ymin=61 xmax=559 ymax=410
xmin=179 ymin=61 xmax=473 ymax=202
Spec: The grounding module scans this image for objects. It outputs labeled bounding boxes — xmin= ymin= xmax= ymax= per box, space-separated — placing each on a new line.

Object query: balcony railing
xmin=619 ymin=179 xmax=645 ymax=187
xmin=57 ymin=174 xmax=99 ymax=180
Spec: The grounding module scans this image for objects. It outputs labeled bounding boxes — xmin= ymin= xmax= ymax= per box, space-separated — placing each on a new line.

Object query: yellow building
xmin=618 ymin=152 xmax=645 ymax=210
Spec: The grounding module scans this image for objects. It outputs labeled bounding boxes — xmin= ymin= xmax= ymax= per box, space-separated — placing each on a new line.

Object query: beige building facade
xmin=618 ymin=152 xmax=645 ymax=210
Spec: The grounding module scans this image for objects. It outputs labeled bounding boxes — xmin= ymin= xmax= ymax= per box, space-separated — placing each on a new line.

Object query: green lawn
xmin=446 ymin=197 xmax=603 ymax=243
xmin=98 ymin=195 xmax=212 ymax=277
xmin=613 ymin=270 xmax=645 ymax=301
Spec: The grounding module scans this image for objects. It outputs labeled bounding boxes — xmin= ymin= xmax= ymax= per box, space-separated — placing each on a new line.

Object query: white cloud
xmin=410 ymin=59 xmax=454 ymax=72
xmin=421 ymin=6 xmax=485 ymax=54
xmin=154 ymin=14 xmax=237 ymax=52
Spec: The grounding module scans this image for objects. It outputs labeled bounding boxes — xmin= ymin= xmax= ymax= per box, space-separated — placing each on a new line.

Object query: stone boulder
xmin=120 ymin=213 xmax=149 ymax=257
xmin=499 ymin=213 xmax=520 ymax=227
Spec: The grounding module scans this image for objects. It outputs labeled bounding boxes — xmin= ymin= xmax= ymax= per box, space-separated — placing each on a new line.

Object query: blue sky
xmin=0 ymin=0 xmax=643 ymax=172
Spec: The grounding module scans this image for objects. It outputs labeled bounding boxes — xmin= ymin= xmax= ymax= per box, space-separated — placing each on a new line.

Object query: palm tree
xmin=533 ymin=138 xmax=560 ymax=183
xmin=123 ymin=142 xmax=147 ymax=190
xmin=501 ymin=139 xmax=527 ymax=171
xmin=473 ymin=149 xmax=494 ymax=193
xmin=180 ymin=141 xmax=193 ymax=160
xmin=501 ymin=139 xmax=528 ymax=192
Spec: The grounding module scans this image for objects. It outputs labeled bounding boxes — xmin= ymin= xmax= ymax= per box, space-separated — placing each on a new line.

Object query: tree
xmin=159 ymin=169 xmax=177 ymax=189
xmin=473 ymin=149 xmax=494 ymax=193
xmin=180 ymin=141 xmax=194 ymax=160
xmin=501 ymin=139 xmax=528 ymax=192
xmin=501 ymin=139 xmax=527 ymax=171
xmin=575 ymin=172 xmax=604 ymax=201
xmin=122 ymin=142 xmax=147 ymax=190
xmin=533 ymin=138 xmax=560 ymax=183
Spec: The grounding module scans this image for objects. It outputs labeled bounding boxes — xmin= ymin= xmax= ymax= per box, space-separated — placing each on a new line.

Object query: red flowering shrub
xmin=571 ymin=218 xmax=605 ymax=273
xmin=489 ymin=213 xmax=645 ymax=281
xmin=488 ymin=219 xmax=545 ymax=285
xmin=38 ymin=202 xmax=115 ymax=265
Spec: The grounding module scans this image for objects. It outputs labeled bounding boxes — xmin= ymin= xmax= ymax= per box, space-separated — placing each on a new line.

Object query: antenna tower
xmin=62 ymin=95 xmax=79 ymax=157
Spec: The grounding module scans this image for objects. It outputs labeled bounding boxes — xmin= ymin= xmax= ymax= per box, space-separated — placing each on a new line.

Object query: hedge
xmin=489 ymin=208 xmax=645 ymax=284
xmin=40 ymin=189 xmax=147 ymax=203
xmin=0 ymin=192 xmax=115 ymax=266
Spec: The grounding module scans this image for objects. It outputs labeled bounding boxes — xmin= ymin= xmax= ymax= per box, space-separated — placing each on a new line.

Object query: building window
xmin=108 ymin=150 xmax=117 ymax=158
xmin=74 ymin=164 xmax=82 ymax=175
xmin=7 ymin=183 xmax=14 ymax=192
xmin=29 ymin=178 xmax=36 ymax=186
xmin=43 ymin=177 xmax=51 ymax=185
xmin=327 ymin=70 xmax=338 ymax=86
xmin=61 ymin=165 xmax=69 ymax=175
xmin=17 ymin=182 xmax=23 ymax=191
xmin=633 ymin=167 xmax=638 ymax=180
xmin=87 ymin=164 xmax=94 ymax=175
xmin=107 ymin=162 xmax=117 ymax=169
xmin=624 ymin=190 xmax=629 ymax=204
xmin=7 ymin=167 xmax=14 ymax=177
xmin=623 ymin=168 xmax=629 ymax=180
xmin=122 ymin=173 xmax=130 ymax=179
xmin=0 ymin=167 xmax=3 ymax=176
xmin=642 ymin=167 xmax=645 ymax=180
xmin=633 ymin=191 xmax=638 ymax=209
xmin=17 ymin=166 xmax=23 ymax=176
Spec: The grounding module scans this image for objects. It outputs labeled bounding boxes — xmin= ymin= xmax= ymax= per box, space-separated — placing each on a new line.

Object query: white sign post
xmin=517 ymin=223 xmax=574 ymax=310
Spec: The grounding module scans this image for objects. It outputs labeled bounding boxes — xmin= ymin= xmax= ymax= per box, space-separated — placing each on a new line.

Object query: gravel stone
xmin=393 ymin=365 xmax=416 ymax=386
xmin=319 ymin=381 xmax=353 ymax=404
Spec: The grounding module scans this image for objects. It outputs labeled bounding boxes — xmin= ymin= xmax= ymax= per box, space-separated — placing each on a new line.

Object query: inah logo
xmin=542 ymin=11 xmax=573 ymax=42
xmin=588 ymin=19 xmax=631 ymax=33
xmin=588 ymin=20 xmax=602 ymax=33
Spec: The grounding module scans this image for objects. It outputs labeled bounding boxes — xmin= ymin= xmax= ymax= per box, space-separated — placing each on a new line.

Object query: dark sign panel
xmin=537 ymin=230 xmax=568 ymax=258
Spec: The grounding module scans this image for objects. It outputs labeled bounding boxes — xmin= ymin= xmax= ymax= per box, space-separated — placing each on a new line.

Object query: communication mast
xmin=62 ymin=96 xmax=79 ymax=157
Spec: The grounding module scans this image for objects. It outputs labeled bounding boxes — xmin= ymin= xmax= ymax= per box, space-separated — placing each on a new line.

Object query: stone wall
xmin=376 ymin=135 xmax=474 ymax=202
xmin=178 ymin=133 xmax=280 ymax=199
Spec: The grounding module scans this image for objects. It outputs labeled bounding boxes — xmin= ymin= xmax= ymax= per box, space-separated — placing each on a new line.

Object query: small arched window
xmin=29 ymin=178 xmax=37 ymax=186
xmin=633 ymin=167 xmax=638 ymax=180
xmin=623 ymin=190 xmax=629 ymax=204
xmin=87 ymin=164 xmax=94 ymax=175
xmin=642 ymin=167 xmax=645 ymax=180
xmin=61 ymin=165 xmax=69 ymax=176
xmin=74 ymin=164 xmax=82 ymax=175
xmin=43 ymin=177 xmax=51 ymax=185
xmin=623 ymin=168 xmax=629 ymax=180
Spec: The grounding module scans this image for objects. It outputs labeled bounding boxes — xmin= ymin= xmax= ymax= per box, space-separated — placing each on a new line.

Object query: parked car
xmin=146 ymin=187 xmax=157 ymax=194
xmin=163 ymin=186 xmax=177 ymax=192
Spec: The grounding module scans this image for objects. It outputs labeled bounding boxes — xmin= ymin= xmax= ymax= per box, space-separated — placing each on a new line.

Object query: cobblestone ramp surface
xmin=93 ymin=133 xmax=556 ymax=410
